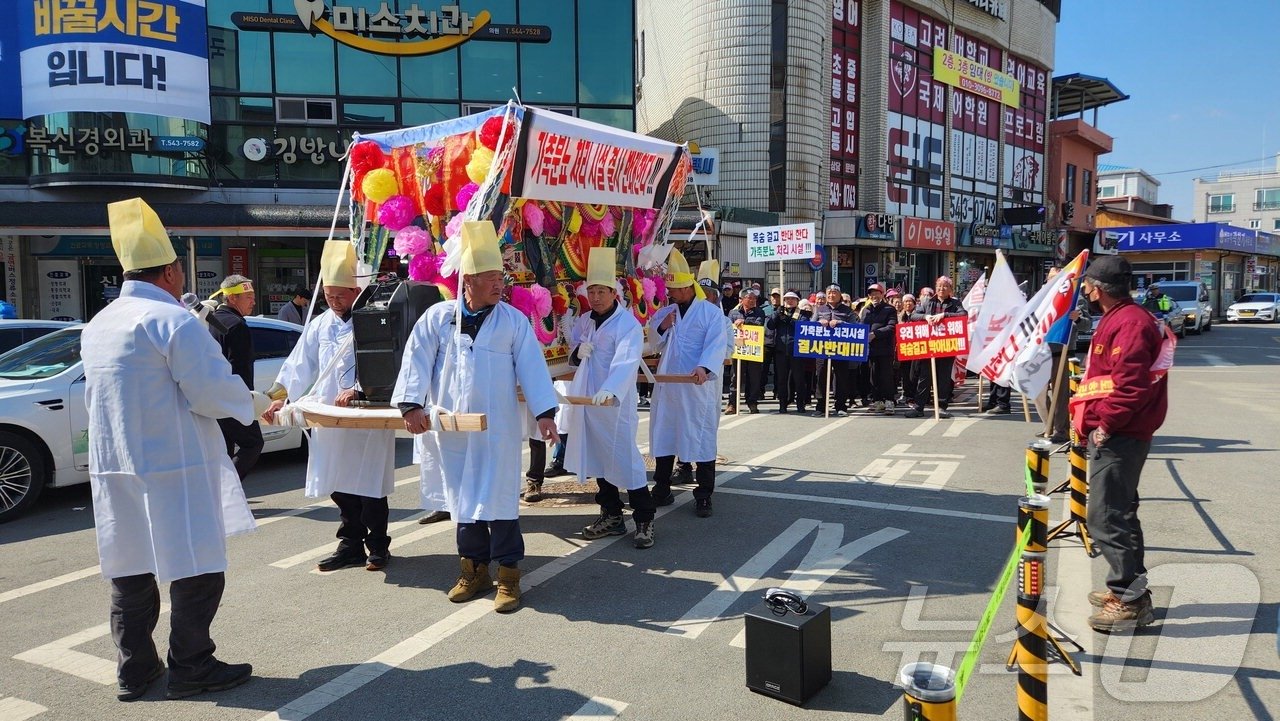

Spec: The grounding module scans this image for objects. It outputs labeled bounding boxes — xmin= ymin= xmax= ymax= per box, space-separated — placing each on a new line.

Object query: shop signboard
xmin=690 ymin=148 xmax=719 ymax=186
xmin=17 ymin=0 xmax=213 ymax=124
xmin=0 ymin=17 xmax=19 ymax=118
xmin=856 ymin=213 xmax=897 ymax=242
xmin=1109 ymin=223 xmax=1262 ymax=254
xmin=29 ymin=235 xmax=221 ymax=257
xmin=902 ymin=217 xmax=955 ymax=250
xmin=1 ymin=239 xmax=22 ymax=310
xmin=932 ymin=46 xmax=1019 ymax=107
xmin=830 ymin=0 xmax=861 ymax=210
xmin=38 ymin=259 xmax=82 ymax=321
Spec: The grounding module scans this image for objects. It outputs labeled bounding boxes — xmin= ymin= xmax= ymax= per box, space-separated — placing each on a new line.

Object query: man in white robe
xmin=566 ymin=248 xmax=654 ymax=548
xmin=263 ymin=241 xmax=397 ymax=572
xmin=647 ymin=250 xmax=728 ymax=518
xmin=83 ymin=198 xmax=262 ymax=701
xmin=392 ymin=221 xmax=559 ymax=613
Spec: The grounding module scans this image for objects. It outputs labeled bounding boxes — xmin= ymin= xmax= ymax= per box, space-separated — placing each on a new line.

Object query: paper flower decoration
xmin=455 ymin=182 xmax=479 ymax=213
xmin=544 ymin=211 xmax=563 ymax=238
xmin=478 ymin=115 xmax=507 ymax=150
xmin=377 ymin=195 xmax=416 ymax=231
xmin=393 ymin=225 xmax=431 ymax=257
xmin=466 ymin=146 xmax=495 ymax=184
xmin=423 ymin=182 xmax=445 ymax=217
xmin=567 ymin=207 xmax=583 ymax=234
xmin=445 ymin=213 xmax=465 ymax=244
xmin=350 ymin=141 xmax=389 ymax=177
xmin=522 ymin=201 xmax=545 ymax=237
xmin=361 ymin=168 xmax=398 ymax=204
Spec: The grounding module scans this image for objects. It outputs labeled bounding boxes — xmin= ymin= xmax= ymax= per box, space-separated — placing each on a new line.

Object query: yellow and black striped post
xmin=1047 ymin=439 xmax=1095 ymax=555
xmin=1068 ymin=356 xmax=1082 ymax=377
xmin=899 ymin=662 xmax=957 ymax=721
xmin=1015 ymin=551 xmax=1049 ymax=721
xmin=1006 ymin=495 xmax=1049 ymax=670
xmin=1025 ymin=441 xmax=1052 ymax=496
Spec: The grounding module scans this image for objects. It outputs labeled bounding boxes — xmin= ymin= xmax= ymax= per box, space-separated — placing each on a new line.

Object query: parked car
xmin=1076 ymin=315 xmax=1098 ymax=352
xmin=1226 ymin=292 xmax=1280 ymax=323
xmin=0 ymin=316 xmax=306 ymax=523
xmin=0 ymin=320 xmax=74 ymax=355
xmin=1151 ymin=281 xmax=1212 ymax=334
xmin=1157 ymin=299 xmax=1188 ymax=338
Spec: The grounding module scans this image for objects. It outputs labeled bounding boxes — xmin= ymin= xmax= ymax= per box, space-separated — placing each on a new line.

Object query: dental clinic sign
xmin=16 ymin=0 xmax=212 ymax=123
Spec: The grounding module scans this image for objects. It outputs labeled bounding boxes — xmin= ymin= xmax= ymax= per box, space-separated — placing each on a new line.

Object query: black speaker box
xmin=744 ymin=600 xmax=832 ymax=705
xmin=351 ymin=280 xmax=441 ymax=403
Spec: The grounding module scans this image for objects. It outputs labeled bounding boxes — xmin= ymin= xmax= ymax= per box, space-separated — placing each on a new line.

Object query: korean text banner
xmin=732 ymin=326 xmax=765 ymax=363
xmin=510 ymin=107 xmax=686 ymax=209
xmin=896 ymin=318 xmax=969 ymax=361
xmin=793 ymin=320 xmax=869 ymax=361
xmin=747 ymin=222 xmax=816 ymax=263
xmin=18 ymin=0 xmax=212 ymax=124
xmin=0 ymin=17 xmax=20 ymax=118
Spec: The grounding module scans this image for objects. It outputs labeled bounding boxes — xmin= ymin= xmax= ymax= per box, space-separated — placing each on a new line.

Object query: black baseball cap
xmin=1082 ymin=256 xmax=1132 ymax=286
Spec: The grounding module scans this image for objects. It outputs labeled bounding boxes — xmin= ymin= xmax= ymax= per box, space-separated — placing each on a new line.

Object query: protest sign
xmin=793 ymin=320 xmax=870 ymax=362
xmin=732 ymin=325 xmax=765 ymax=362
xmin=896 ymin=318 xmax=970 ymax=361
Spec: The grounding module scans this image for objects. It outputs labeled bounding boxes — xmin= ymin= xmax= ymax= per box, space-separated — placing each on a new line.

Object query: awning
xmin=1051 ymin=74 xmax=1129 ymax=119
xmin=0 ymin=202 xmax=348 ymax=237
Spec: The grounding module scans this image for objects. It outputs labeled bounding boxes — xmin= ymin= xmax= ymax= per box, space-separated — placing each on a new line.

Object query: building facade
xmin=1192 ymin=157 xmax=1280 ymax=232
xmin=638 ymin=0 xmax=1059 ymax=298
xmin=0 ymin=0 xmax=636 ymax=320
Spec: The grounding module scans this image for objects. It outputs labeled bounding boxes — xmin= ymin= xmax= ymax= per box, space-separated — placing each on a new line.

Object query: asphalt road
xmin=1 ymin=322 xmax=1277 ymax=721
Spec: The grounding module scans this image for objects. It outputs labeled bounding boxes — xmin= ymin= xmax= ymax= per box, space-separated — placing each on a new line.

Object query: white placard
xmin=1 ymin=238 xmax=22 ymax=312
xmin=38 ymin=259 xmax=82 ymax=322
xmin=746 ymin=223 xmax=817 ymax=263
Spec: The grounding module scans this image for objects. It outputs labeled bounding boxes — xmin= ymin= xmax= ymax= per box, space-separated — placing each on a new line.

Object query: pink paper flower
xmin=377 ymin=194 xmax=417 ymax=231
xmin=393 ymin=226 xmax=431 ymax=257
xmin=454 ymin=182 xmax=479 ymax=213
xmin=522 ymin=202 xmax=545 ymax=237
xmin=445 ymin=213 xmax=465 ymax=243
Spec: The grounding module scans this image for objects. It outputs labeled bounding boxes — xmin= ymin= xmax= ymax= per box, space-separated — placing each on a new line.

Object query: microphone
xmin=183 ymin=293 xmax=229 ymax=334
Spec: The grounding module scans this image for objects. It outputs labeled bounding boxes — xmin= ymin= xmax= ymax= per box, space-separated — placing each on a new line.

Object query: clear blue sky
xmin=1054 ymin=1 xmax=1280 ymax=220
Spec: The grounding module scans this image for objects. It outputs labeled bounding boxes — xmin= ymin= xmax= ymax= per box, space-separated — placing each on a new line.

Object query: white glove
xmin=250 ymin=390 xmax=272 ymax=419
xmin=428 ymin=405 xmax=449 ymax=431
xmin=577 ymin=341 xmax=594 ymax=360
xmin=592 ymin=390 xmax=616 ymax=406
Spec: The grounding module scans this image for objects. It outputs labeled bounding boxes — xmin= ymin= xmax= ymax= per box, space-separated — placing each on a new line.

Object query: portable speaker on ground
xmin=351 ymin=279 xmax=441 ymax=403
xmin=744 ymin=597 xmax=832 ymax=705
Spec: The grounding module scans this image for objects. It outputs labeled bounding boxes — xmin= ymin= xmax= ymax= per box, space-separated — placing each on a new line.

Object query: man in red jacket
xmin=1074 ymin=255 xmax=1168 ymax=632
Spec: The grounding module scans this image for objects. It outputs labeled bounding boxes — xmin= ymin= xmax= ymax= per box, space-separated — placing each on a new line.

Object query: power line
xmin=1145 ymin=154 xmax=1279 ymax=178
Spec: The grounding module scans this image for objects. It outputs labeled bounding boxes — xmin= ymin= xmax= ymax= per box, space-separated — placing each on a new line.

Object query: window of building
xmin=400 ymin=50 xmax=461 ymax=100
xmin=579 ymin=108 xmax=634 ymax=131
xmin=519 ymin=0 xmax=577 ymax=103
xmin=1248 ymin=219 xmax=1261 ymax=229
xmin=1208 ymin=193 xmax=1235 ymax=213
xmin=462 ymin=42 xmax=517 ymax=102
xmin=1097 ymin=184 xmax=1118 ymax=199
xmin=1255 ymin=188 xmax=1280 ymax=210
xmin=338 ymin=46 xmax=399 ymax=99
xmin=208 ymin=0 xmax=272 ymax=93
xmin=578 ymin=0 xmax=634 ymax=105
xmin=1064 ymin=163 xmax=1077 ymax=204
xmin=1082 ymin=169 xmax=1093 ymax=206
xmin=1273 ymin=218 xmax=1280 ymax=231
xmin=273 ymin=34 xmax=335 ymax=95
xmin=403 ymin=103 xmax=461 ymax=127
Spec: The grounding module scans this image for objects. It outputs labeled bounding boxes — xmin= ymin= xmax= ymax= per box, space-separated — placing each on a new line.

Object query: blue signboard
xmin=1111 ymin=222 xmax=1266 ymax=254
xmin=31 ymin=235 xmax=221 ymax=257
xmin=1215 ymin=225 xmax=1256 ymax=253
xmin=154 ymin=136 xmax=206 ymax=152
xmin=1256 ymin=231 xmax=1278 ymax=258
xmin=0 ymin=14 xmax=19 ymax=118
xmin=793 ymin=320 xmax=870 ymax=361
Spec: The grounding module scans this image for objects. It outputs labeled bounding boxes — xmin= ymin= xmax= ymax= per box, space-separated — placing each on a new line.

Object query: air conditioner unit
xmin=275 ymin=98 xmax=337 ymax=125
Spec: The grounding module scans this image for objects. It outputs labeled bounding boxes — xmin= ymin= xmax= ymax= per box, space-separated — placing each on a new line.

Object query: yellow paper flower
xmin=361 ymin=168 xmax=399 ymax=204
xmin=466 ymin=146 xmax=495 ymax=184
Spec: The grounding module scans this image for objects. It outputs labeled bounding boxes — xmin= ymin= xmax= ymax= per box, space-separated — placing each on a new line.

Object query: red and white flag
xmin=966 ymin=250 xmax=1025 ymax=387
xmin=951 ymin=271 xmax=986 ymax=386
xmin=970 ymin=250 xmax=1090 ymax=398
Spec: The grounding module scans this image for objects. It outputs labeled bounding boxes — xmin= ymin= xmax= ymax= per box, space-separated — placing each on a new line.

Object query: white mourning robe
xmin=392 ymin=301 xmax=558 ymax=521
xmin=647 ymin=298 xmax=728 ymax=462
xmin=82 ymin=281 xmax=256 ymax=583
xmin=562 ymin=305 xmax=646 ymax=489
xmin=275 ymin=309 xmax=395 ymax=499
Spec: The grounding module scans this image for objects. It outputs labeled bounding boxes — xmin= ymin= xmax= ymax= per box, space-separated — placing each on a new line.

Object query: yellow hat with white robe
xmin=108 ymin=198 xmax=177 ymax=272
xmin=320 ymin=240 xmax=359 ymax=288
xmin=665 ymin=249 xmax=705 ymax=300
xmin=697 ymin=260 xmax=719 ymax=284
xmin=586 ymin=247 xmax=617 ymax=289
xmin=461 ymin=221 xmax=504 ymax=275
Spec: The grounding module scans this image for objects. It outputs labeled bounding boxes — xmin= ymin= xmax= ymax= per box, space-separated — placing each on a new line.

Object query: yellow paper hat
xmin=320 ymin=240 xmax=358 ymax=288
xmin=665 ymin=249 xmax=704 ymax=299
xmin=586 ymin=246 xmax=617 ymax=288
xmin=108 ymin=198 xmax=176 ymax=272
xmin=461 ymin=221 xmax=503 ymax=275
xmin=697 ymin=260 xmax=719 ymax=284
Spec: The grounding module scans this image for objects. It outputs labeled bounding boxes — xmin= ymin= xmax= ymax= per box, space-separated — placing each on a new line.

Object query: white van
xmin=1153 ymin=281 xmax=1212 ymax=334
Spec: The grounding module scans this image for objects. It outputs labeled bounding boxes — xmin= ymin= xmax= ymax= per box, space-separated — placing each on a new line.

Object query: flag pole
xmin=825 ymin=359 xmax=833 ymax=419
xmin=734 ymin=357 xmax=741 ymax=415
xmin=1020 ymin=391 xmax=1032 ymax=423
xmin=1045 ymin=347 xmax=1071 ymax=436
xmin=977 ymin=375 xmax=985 ymax=412
xmin=930 ymin=357 xmax=941 ymax=421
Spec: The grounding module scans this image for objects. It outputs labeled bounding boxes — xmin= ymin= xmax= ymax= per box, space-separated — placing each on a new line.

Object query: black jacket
xmin=766 ymin=305 xmax=802 ymax=349
xmin=860 ymin=300 xmax=898 ymax=356
xmin=910 ymin=295 xmax=966 ymax=320
xmin=211 ymin=306 xmax=254 ymax=390
xmin=815 ymin=302 xmax=855 ymax=325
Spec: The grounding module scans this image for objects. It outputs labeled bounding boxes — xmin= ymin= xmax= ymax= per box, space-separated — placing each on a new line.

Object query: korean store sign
xmin=17 ymin=0 xmax=213 ymax=123
xmin=932 ymin=46 xmax=1019 ymax=108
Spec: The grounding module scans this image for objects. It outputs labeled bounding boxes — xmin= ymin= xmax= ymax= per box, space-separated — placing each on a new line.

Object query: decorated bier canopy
xmin=341 ymin=103 xmax=693 ymax=370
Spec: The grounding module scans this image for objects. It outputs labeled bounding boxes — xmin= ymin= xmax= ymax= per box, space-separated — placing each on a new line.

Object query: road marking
xmin=943 ymin=418 xmax=978 ymax=437
xmin=0 ymin=567 xmax=101 ymax=607
xmin=0 ymin=697 xmax=47 ymax=721
xmin=716 ymin=418 xmax=854 ymax=485
xmin=306 ymin=521 xmax=456 ymax=575
xmin=256 ymin=477 xmax=419 ymax=528
xmin=564 ymin=697 xmax=628 ymax=720
xmin=1051 ymin=493 xmax=1094 ymax=720
xmin=908 ymin=419 xmax=936 ymax=436
xmin=274 ymin=511 xmax=429 ymax=569
xmin=853 ymin=459 xmax=960 ymax=489
xmin=1198 ymin=353 xmax=1236 ymax=367
xmin=715 ymin=486 xmax=1011 ymax=523
xmin=14 ymin=605 xmax=170 ymax=685
xmin=666 ymin=519 xmax=820 ymax=640
xmin=254 ymin=498 xmax=675 ymax=721
xmin=720 ymin=413 xmax=765 ymax=431
xmin=884 ymin=443 xmax=966 ymax=459
xmin=727 ymin=526 xmax=907 ymax=647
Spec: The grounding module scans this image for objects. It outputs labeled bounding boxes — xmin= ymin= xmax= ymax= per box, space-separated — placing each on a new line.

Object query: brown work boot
xmin=494 ymin=565 xmax=522 ymax=613
xmin=1088 ymin=590 xmax=1118 ymax=608
xmin=446 ymin=558 xmax=494 ymax=603
xmin=522 ymin=477 xmax=544 ymax=503
xmin=1088 ymin=592 xmax=1155 ymax=633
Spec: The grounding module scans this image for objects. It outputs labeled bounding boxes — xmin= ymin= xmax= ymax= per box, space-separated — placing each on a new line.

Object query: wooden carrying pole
xmin=298 ymin=408 xmax=487 ymax=431
xmin=516 ymin=390 xmax=618 ymax=406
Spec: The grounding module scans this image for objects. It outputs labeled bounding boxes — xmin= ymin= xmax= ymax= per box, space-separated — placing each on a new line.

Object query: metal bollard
xmin=1047 ymin=439 xmax=1095 ymax=555
xmin=1014 ymin=551 xmax=1049 ymax=721
xmin=1017 ymin=494 xmax=1050 ymax=554
xmin=899 ymin=662 xmax=956 ymax=721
